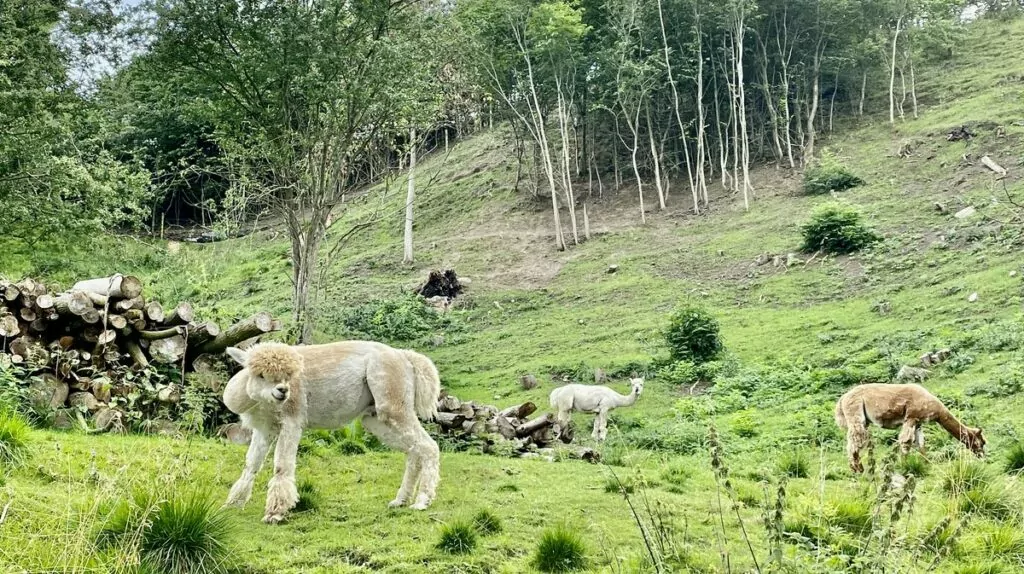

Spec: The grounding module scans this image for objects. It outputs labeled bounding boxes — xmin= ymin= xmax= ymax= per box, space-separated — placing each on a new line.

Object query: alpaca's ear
xmin=226 ymin=347 xmax=249 ymax=367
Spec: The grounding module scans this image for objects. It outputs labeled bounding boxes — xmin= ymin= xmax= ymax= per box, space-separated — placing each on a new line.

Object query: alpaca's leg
xmin=225 ymin=427 xmax=272 ymax=507
xmin=555 ymin=408 xmax=572 ymax=438
xmin=363 ymin=415 xmax=421 ymax=508
xmin=264 ymin=418 xmax=302 ymax=524
xmin=409 ymin=424 xmax=441 ymax=510
xmin=915 ymin=425 xmax=926 ymax=454
xmin=847 ymin=426 xmax=869 ymax=473
xmin=897 ymin=420 xmax=918 ymax=455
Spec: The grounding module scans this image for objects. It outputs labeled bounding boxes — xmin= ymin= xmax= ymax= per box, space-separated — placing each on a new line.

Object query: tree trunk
xmin=165 ymin=301 xmax=194 ymax=326
xmin=805 ymin=44 xmax=823 ymax=159
xmin=889 ymin=16 xmax=903 ymax=125
xmin=645 ymin=105 xmax=666 ymax=210
xmin=404 ymin=126 xmax=416 ymax=264
xmin=198 ymin=312 xmax=277 ymax=354
xmin=859 ymin=68 xmax=867 ymax=116
xmin=734 ymin=8 xmax=752 ymax=208
xmin=71 ymin=275 xmax=143 ymax=300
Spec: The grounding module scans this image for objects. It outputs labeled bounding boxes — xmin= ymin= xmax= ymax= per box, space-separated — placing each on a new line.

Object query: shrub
xmin=665 ymin=306 xmax=723 ymax=364
xmin=778 ymin=451 xmax=810 ymax=479
xmin=0 ymin=408 xmax=30 ymax=465
xmin=294 ymin=479 xmax=321 ymax=513
xmin=342 ymin=293 xmax=454 ymax=343
xmin=728 ymin=410 xmax=759 ymax=439
xmin=801 ymin=202 xmax=880 ymax=254
xmin=534 ymin=525 xmax=587 ymax=572
xmin=657 ymin=360 xmax=698 ymax=387
xmin=98 ymin=489 xmax=233 ymax=574
xmin=802 ymin=153 xmax=865 ymax=195
xmin=436 ymin=521 xmax=477 ymax=554
xmin=472 ymin=509 xmax=502 ymax=535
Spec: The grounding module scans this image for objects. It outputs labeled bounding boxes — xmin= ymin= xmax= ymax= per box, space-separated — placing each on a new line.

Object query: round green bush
xmin=801 ymin=203 xmax=880 ymax=254
xmin=665 ymin=306 xmax=723 ymax=364
xmin=472 ymin=509 xmax=503 ymax=535
xmin=0 ymin=408 xmax=30 ymax=465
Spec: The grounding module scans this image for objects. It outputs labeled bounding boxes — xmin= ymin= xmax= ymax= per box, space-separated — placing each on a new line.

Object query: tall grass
xmin=0 ymin=408 xmax=30 ymax=466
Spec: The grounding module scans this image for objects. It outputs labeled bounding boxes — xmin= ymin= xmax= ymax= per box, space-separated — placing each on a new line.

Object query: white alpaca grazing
xmin=221 ymin=341 xmax=442 ymax=524
xmin=549 ymin=377 xmax=644 ymax=441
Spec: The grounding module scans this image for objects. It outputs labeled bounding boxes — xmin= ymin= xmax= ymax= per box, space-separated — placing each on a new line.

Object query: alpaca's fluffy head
xmin=227 ymin=343 xmax=304 ymax=406
xmin=630 ymin=377 xmax=645 ymax=397
xmin=963 ymin=426 xmax=986 ymax=457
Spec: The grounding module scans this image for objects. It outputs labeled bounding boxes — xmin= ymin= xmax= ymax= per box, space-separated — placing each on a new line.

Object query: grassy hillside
xmin=3 ymin=16 xmax=1024 ymax=574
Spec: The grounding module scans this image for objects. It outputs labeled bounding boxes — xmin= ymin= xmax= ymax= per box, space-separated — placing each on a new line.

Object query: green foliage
xmin=728 ymin=410 xmax=759 ymax=438
xmin=341 ymin=294 xmax=454 ymax=343
xmin=664 ymin=306 xmax=723 ymax=364
xmin=533 ymin=524 xmax=587 ymax=572
xmin=957 ymin=485 xmax=1019 ymax=521
xmin=966 ymin=366 xmax=1023 ymax=398
xmin=294 ymin=479 xmax=322 ymax=513
xmin=972 ymin=523 xmax=1024 ymax=559
xmin=801 ymin=202 xmax=881 ymax=254
xmin=656 ymin=361 xmax=699 ymax=387
xmin=777 ymin=451 xmax=810 ymax=479
xmin=301 ymin=419 xmax=382 ymax=455
xmin=98 ymin=489 xmax=233 ymax=574
xmin=802 ymin=153 xmax=865 ymax=195
xmin=660 ymin=463 xmax=693 ymax=493
xmin=0 ymin=408 xmax=30 ymax=466
xmin=604 ymin=476 xmax=636 ymax=494
xmin=436 ymin=521 xmax=478 ymax=555
xmin=472 ymin=509 xmax=503 ymax=535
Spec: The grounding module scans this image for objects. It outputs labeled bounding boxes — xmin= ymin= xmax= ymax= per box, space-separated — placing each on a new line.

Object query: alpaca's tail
xmin=403 ymin=350 xmax=441 ymax=422
xmin=834 ymin=399 xmax=848 ymax=429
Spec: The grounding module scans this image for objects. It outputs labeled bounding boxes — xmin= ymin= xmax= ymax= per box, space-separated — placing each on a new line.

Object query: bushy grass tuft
xmin=98 ymin=489 xmax=233 ymax=574
xmin=660 ymin=463 xmax=693 ymax=493
xmin=293 ymin=478 xmax=321 ymax=513
xmin=972 ymin=522 xmax=1024 ymax=559
xmin=1004 ymin=442 xmax=1024 ymax=474
xmin=533 ymin=524 xmax=587 ymax=572
xmin=777 ymin=451 xmax=810 ymax=479
xmin=0 ymin=408 xmax=30 ymax=466
xmin=604 ymin=476 xmax=635 ymax=494
xmin=830 ymin=497 xmax=873 ymax=536
xmin=957 ymin=485 xmax=1019 ymax=521
xmin=898 ymin=452 xmax=930 ymax=477
xmin=942 ymin=458 xmax=993 ymax=496
xmin=951 ymin=562 xmax=1005 ymax=574
xmin=436 ymin=521 xmax=477 ymax=555
xmin=472 ymin=509 xmax=503 ymax=535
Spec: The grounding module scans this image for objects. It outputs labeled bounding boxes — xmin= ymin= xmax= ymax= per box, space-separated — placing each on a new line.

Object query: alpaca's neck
xmin=936 ymin=407 xmax=970 ymax=444
xmin=613 ymin=389 xmax=638 ymax=408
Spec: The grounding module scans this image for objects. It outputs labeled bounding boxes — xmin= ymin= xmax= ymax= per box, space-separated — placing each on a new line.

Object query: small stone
xmin=1011 ymin=270 xmax=1018 ymax=277
xmin=934 ymin=202 xmax=948 ymax=214
xmin=968 ymin=292 xmax=979 ymax=302
xmin=954 ymin=206 xmax=977 ymax=219
xmin=606 ymin=264 xmax=619 ymax=274
xmin=786 ymin=253 xmax=803 ymax=267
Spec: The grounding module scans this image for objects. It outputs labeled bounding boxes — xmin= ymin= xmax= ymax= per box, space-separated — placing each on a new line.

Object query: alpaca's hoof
xmin=263 ymin=513 xmax=287 ymax=525
xmin=224 ymin=496 xmax=247 ymax=508
xmin=410 ymin=502 xmax=430 ymax=511
xmin=388 ymin=499 xmax=406 ymax=508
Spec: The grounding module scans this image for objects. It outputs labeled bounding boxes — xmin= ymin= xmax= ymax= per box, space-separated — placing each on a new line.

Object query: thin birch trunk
xmin=403 ymin=127 xmax=416 ymax=264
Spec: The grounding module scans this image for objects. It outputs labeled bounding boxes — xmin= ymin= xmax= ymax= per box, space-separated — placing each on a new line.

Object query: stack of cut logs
xmin=434 ymin=391 xmax=599 ymax=463
xmin=0 ymin=275 xmax=281 ymax=428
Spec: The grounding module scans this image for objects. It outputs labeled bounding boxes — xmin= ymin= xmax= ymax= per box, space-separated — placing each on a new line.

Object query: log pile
xmin=0 ymin=275 xmax=282 ymax=429
xmin=434 ymin=391 xmax=599 ymax=463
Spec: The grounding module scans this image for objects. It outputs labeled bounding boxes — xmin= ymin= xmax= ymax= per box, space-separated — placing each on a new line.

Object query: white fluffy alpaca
xmin=549 ymin=377 xmax=644 ymax=441
xmin=221 ymin=341 xmax=442 ymax=524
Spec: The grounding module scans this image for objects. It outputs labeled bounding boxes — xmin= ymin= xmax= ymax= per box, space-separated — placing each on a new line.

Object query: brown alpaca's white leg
xmin=409 ymin=425 xmax=441 ymax=510
xmin=225 ymin=427 xmax=271 ymax=507
xmin=915 ymin=426 xmax=926 ymax=454
xmin=363 ymin=416 xmax=421 ymax=508
xmin=264 ymin=419 xmax=302 ymax=524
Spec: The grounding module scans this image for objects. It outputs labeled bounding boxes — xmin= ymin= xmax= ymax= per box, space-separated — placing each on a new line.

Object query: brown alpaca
xmin=834 ymin=383 xmax=985 ymax=473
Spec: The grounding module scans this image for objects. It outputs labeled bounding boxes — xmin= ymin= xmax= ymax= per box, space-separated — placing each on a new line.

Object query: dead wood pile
xmin=0 ymin=274 xmax=281 ymax=431
xmin=434 ymin=391 xmax=599 ymax=463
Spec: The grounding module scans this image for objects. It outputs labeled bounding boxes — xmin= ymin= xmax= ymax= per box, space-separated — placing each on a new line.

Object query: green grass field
xmin=4 ymin=16 xmax=1024 ymax=574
